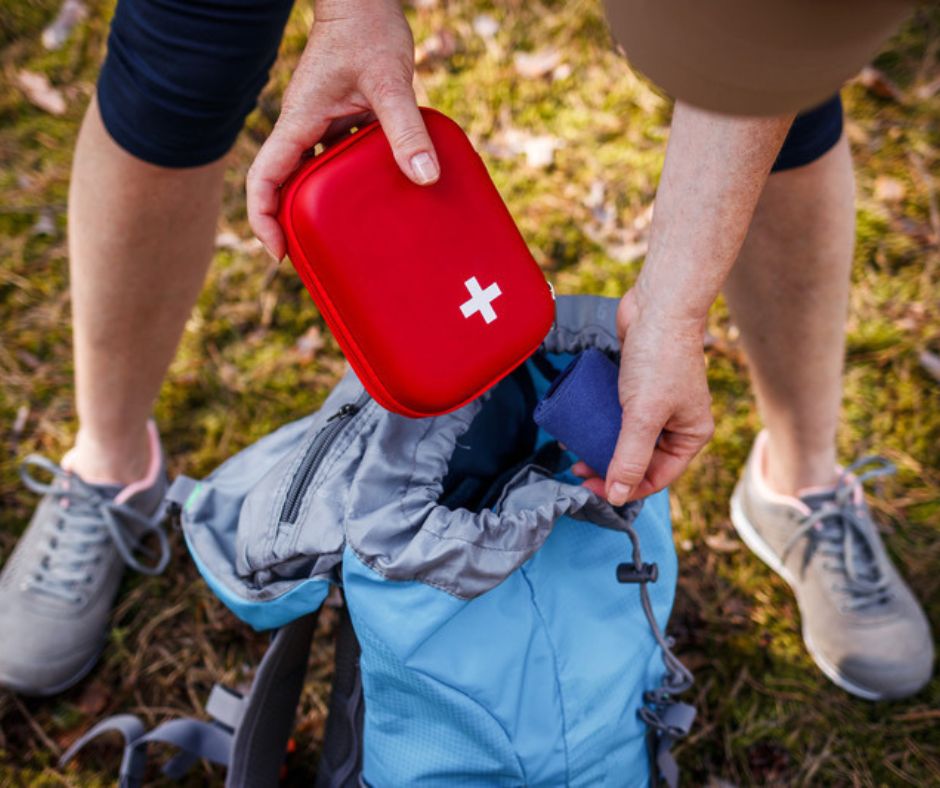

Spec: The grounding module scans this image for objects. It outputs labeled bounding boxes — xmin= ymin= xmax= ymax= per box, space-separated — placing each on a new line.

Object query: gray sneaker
xmin=731 ymin=431 xmax=934 ymax=700
xmin=0 ymin=422 xmax=170 ymax=696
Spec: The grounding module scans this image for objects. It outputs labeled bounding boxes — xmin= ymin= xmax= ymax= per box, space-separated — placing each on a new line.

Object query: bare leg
xmin=724 ymin=135 xmax=855 ymax=496
xmin=67 ymin=97 xmax=226 ymax=484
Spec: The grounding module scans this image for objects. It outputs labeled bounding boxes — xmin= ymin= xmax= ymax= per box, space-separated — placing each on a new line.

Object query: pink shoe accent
xmin=114 ymin=421 xmax=163 ymax=505
xmin=754 ymin=430 xmax=853 ymax=512
xmin=60 ymin=447 xmax=78 ymax=473
xmin=751 ymin=431 xmax=813 ymax=517
xmin=61 ymin=422 xmax=162 ymax=499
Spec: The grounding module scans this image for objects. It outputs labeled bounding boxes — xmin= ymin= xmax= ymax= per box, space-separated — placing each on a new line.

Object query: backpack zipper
xmin=280 ymin=392 xmax=371 ymax=524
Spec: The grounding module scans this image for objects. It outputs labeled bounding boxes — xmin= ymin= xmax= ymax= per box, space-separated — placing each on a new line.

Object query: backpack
xmin=62 ymin=295 xmax=694 ymax=787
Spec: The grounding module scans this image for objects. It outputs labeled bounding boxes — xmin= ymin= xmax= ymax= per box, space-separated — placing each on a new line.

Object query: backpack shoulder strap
xmin=315 ymin=605 xmax=364 ymax=788
xmin=60 ymin=612 xmax=319 ymax=787
xmin=226 ymin=611 xmax=319 ymax=787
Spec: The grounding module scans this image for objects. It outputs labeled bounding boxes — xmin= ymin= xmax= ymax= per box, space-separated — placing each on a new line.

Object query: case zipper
xmin=279 ymin=392 xmax=371 ymax=524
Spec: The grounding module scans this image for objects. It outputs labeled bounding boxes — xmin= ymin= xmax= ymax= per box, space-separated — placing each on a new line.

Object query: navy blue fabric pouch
xmin=533 ymin=348 xmax=621 ymax=477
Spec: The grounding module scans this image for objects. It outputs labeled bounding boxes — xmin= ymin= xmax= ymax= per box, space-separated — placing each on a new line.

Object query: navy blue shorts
xmin=771 ymin=94 xmax=843 ymax=173
xmin=97 ymin=0 xmax=294 ymax=167
xmin=97 ymin=0 xmax=844 ymax=170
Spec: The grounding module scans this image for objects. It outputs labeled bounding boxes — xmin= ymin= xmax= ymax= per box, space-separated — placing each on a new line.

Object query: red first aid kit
xmin=278 ymin=108 xmax=555 ymax=418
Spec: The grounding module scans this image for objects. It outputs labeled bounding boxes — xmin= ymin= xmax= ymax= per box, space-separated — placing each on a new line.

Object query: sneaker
xmin=731 ymin=431 xmax=934 ymax=700
xmin=0 ymin=421 xmax=170 ymax=696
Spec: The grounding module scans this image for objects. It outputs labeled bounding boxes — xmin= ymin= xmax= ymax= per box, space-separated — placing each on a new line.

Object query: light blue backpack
xmin=63 ymin=296 xmax=694 ymax=787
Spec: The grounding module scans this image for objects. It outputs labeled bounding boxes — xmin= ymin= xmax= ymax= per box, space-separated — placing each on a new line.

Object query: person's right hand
xmin=572 ymin=288 xmax=714 ymax=504
xmin=248 ymin=0 xmax=439 ymax=260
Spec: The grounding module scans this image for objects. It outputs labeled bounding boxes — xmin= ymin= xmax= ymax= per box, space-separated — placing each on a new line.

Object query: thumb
xmin=605 ymin=407 xmax=661 ymax=506
xmin=363 ymin=77 xmax=439 ymax=185
xmin=247 ymin=113 xmax=331 ymax=260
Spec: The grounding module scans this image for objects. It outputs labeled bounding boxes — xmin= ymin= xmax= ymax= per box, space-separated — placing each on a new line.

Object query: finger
xmin=247 ymin=114 xmax=331 ymax=259
xmin=605 ymin=409 xmax=662 ymax=506
xmin=637 ymin=423 xmax=713 ymax=496
xmin=571 ymin=461 xmax=600 ymax=479
xmin=629 ymin=443 xmax=692 ymax=500
xmin=363 ymin=77 xmax=439 ymax=185
xmin=581 ymin=477 xmax=607 ymax=497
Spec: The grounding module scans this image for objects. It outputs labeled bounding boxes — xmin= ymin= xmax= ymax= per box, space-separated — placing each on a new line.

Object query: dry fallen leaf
xmin=12 ymin=405 xmax=29 ymax=440
xmin=891 ymin=216 xmax=935 ymax=246
xmin=915 ymin=74 xmax=940 ymax=101
xmin=295 ymin=325 xmax=325 ymax=362
xmin=721 ymin=596 xmax=750 ymax=625
xmin=16 ymin=70 xmax=67 ymax=115
xmin=514 ymin=49 xmax=563 ymax=79
xmin=919 ymin=350 xmax=940 ymax=383
xmin=705 ymin=532 xmax=741 ymax=554
xmin=484 ymin=127 xmax=562 ymax=169
xmin=260 ymin=290 xmax=278 ymax=328
xmin=30 ymin=209 xmax=57 ymax=237
xmin=705 ymin=777 xmax=739 ymax=788
xmin=843 ymin=118 xmax=870 ymax=147
xmin=855 ymin=66 xmax=904 ymax=103
xmin=215 ymin=230 xmax=263 ymax=254
xmin=472 ymin=14 xmax=499 ymax=40
xmin=76 ymin=680 xmax=111 ymax=717
xmin=522 ymin=135 xmax=561 ymax=168
xmin=415 ymin=29 xmax=457 ymax=69
xmin=604 ymin=238 xmax=648 ymax=264
xmin=42 ymin=0 xmax=88 ymax=51
xmin=874 ymin=175 xmax=905 ymax=204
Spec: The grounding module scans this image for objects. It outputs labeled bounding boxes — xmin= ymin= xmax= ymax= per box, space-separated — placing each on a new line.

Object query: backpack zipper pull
xmin=327 ymin=403 xmax=359 ymax=422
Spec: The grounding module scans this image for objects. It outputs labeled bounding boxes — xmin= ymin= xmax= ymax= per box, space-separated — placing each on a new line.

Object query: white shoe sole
xmin=730 ymin=490 xmax=884 ymax=702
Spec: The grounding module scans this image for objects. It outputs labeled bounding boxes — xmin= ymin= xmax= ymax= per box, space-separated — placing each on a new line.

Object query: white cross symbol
xmin=459 ymin=276 xmax=502 ymax=325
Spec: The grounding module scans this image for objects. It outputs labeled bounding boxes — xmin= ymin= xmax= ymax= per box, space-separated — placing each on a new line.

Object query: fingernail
xmin=410 ymin=152 xmax=439 ymax=184
xmin=608 ymin=482 xmax=632 ymax=506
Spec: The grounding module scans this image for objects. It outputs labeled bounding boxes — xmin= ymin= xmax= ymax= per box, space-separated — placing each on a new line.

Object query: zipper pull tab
xmin=327 ymin=403 xmax=359 ymax=422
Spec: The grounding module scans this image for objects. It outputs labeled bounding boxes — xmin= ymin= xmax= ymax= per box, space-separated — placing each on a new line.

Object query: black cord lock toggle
xmin=617 ymin=561 xmax=659 ymax=584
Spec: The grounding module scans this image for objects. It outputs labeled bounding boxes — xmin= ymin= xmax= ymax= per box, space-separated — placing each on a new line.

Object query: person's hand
xmin=572 ymin=288 xmax=714 ymax=504
xmin=247 ymin=0 xmax=439 ymax=259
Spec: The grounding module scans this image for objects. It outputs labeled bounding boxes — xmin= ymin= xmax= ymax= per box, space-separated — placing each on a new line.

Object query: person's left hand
xmin=572 ymin=288 xmax=714 ymax=504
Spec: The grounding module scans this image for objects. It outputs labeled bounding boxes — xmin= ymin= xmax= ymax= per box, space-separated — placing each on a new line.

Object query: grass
xmin=1 ymin=0 xmax=938 ymax=784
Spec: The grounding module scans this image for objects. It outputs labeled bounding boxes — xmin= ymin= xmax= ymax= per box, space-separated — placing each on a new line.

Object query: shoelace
xmin=781 ymin=456 xmax=896 ymax=612
xmin=18 ymin=455 xmax=170 ymax=604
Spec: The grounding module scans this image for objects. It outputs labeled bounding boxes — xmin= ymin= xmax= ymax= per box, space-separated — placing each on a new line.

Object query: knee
xmin=96 ymin=0 xmax=291 ymax=168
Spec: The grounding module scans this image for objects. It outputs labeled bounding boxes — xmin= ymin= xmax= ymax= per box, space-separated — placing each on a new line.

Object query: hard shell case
xmin=278 ymin=108 xmax=555 ymax=417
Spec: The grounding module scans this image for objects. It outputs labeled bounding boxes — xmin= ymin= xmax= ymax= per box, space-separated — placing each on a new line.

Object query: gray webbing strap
xmin=657 ymin=745 xmax=680 ymax=788
xmin=206 ymin=684 xmax=246 ymax=731
xmin=140 ymin=718 xmax=233 ymax=773
xmin=59 ymin=612 xmax=318 ymax=786
xmin=59 ymin=713 xmax=231 ymax=787
xmin=165 ymin=475 xmax=199 ymax=508
xmin=654 ymin=701 xmax=697 ymax=788
xmin=660 ymin=702 xmax=696 ymax=738
xmin=60 ymin=714 xmax=148 ymax=788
